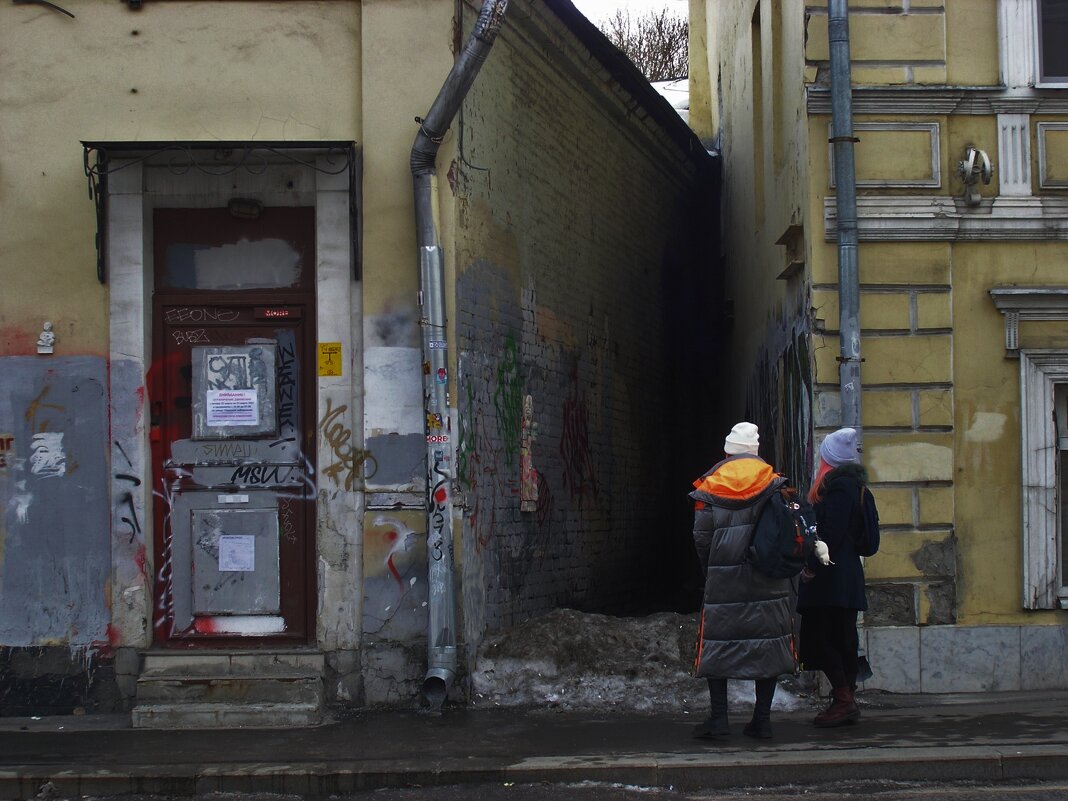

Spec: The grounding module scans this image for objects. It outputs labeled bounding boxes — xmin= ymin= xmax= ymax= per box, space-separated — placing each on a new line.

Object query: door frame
xmin=101 ymin=143 xmax=363 ymax=652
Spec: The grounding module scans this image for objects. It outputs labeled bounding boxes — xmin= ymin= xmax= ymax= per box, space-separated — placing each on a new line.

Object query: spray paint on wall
xmin=0 ymin=358 xmax=111 ymax=648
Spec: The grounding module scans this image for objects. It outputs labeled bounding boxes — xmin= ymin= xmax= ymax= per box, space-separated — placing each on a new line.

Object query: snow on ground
xmin=470 ymin=608 xmax=814 ymax=715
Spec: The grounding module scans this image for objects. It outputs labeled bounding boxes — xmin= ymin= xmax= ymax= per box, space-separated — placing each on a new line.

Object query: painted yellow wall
xmin=704 ymin=0 xmax=810 ymax=421
xmin=361 ymin=0 xmax=455 ymax=326
xmin=710 ymin=0 xmax=1068 ymax=625
xmin=952 ymin=241 xmax=1068 ymax=624
xmin=805 ymin=0 xmax=999 ymax=87
xmin=688 ymin=0 xmax=714 ymax=141
xmin=0 ymin=0 xmax=362 ymax=356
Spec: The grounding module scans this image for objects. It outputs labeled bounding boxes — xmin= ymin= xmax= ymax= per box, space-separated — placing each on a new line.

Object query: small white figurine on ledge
xmin=37 ymin=321 xmax=55 ymax=355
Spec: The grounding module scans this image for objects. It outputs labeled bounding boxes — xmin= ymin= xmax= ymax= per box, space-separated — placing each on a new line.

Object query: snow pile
xmin=470 ymin=608 xmax=809 ymax=714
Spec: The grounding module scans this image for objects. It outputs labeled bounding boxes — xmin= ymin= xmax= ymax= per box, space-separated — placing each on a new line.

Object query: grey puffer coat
xmin=690 ymin=455 xmax=798 ymax=680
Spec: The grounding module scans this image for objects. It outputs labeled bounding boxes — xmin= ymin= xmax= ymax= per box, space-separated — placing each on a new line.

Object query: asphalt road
xmin=64 ymin=780 xmax=1068 ymax=801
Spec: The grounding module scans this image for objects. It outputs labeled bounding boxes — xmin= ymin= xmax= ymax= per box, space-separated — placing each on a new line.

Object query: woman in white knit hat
xmin=797 ymin=427 xmax=881 ymax=728
xmin=688 ymin=422 xmax=796 ymax=740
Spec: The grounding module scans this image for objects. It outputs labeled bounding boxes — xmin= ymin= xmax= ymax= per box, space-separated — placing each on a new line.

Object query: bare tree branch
xmin=600 ymin=8 xmax=688 ymax=82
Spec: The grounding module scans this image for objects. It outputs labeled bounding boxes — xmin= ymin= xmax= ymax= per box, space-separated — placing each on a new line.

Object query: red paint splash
xmin=134 ymin=542 xmax=149 ymax=581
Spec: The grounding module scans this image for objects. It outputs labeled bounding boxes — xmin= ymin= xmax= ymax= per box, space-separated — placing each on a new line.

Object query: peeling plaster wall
xmin=2 ymin=0 xmax=368 ymax=711
xmin=356 ymin=0 xmax=454 ymax=705
xmin=0 ymin=358 xmax=115 ymax=713
xmin=0 ymin=359 xmax=111 ymax=646
xmin=453 ymin=1 xmax=717 ymax=655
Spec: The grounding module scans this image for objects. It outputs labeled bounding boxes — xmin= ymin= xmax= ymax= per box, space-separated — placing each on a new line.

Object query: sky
xmin=569 ymin=0 xmax=688 ymax=25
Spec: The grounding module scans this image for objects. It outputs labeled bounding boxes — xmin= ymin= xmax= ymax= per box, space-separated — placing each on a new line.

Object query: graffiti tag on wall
xmin=559 ymin=365 xmax=597 ymax=503
xmin=319 ymin=397 xmax=377 ymax=491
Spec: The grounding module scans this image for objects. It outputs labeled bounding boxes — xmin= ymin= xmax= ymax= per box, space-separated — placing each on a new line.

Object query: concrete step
xmin=140 ymin=649 xmax=325 ymax=675
xmin=136 ymin=669 xmax=323 ymax=706
xmin=132 ymin=649 xmax=325 ymax=729
xmin=131 ymin=701 xmax=323 ymax=729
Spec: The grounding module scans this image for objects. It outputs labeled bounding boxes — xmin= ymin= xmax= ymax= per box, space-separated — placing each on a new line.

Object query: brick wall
xmin=453 ymin=2 xmax=719 ymax=645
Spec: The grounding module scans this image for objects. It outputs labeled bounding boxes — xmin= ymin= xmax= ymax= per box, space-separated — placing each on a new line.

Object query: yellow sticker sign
xmin=318 ymin=342 xmax=343 ymax=376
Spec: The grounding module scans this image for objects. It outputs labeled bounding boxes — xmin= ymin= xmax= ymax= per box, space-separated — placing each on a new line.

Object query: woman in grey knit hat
xmin=797 ymin=427 xmax=881 ymax=728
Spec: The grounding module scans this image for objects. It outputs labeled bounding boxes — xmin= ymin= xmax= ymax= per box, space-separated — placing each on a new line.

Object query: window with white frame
xmin=999 ymin=0 xmax=1068 ymax=87
xmin=1020 ymin=352 xmax=1068 ymax=610
xmin=990 ymin=287 xmax=1068 ymax=610
xmin=1038 ymin=0 xmax=1068 ymax=84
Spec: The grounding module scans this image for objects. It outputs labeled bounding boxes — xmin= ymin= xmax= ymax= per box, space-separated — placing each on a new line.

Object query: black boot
xmin=692 ymin=677 xmax=729 ymax=739
xmin=743 ymin=677 xmax=775 ymax=739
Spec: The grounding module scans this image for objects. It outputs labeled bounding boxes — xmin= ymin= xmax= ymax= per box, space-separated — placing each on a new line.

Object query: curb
xmin=4 ymin=746 xmax=1068 ymax=800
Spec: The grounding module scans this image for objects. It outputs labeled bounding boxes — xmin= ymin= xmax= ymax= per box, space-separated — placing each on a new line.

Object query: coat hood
xmin=690 ymin=455 xmax=782 ymax=506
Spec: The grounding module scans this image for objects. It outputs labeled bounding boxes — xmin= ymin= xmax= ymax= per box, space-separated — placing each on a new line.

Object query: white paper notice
xmin=206 ymin=389 xmax=259 ymax=426
xmin=218 ymin=535 xmax=256 ymax=572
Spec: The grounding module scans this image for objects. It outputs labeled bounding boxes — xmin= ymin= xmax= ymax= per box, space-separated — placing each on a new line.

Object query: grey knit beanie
xmin=819 ymin=427 xmax=859 ymax=467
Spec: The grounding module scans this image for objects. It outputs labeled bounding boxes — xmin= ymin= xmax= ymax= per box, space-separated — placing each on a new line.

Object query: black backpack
xmin=748 ymin=486 xmax=818 ymax=578
xmin=854 ymin=486 xmax=881 ymax=557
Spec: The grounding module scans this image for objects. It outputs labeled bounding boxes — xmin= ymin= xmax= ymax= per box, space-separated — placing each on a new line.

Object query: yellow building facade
xmin=0 ymin=0 xmax=714 ymax=720
xmin=694 ymin=0 xmax=1068 ymax=691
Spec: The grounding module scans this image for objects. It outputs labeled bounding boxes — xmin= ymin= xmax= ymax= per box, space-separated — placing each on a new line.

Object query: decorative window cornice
xmin=806 ymin=86 xmax=1068 ymax=116
xmin=824 ymin=196 xmax=1068 ymax=243
xmin=990 ymin=286 xmax=1068 ymax=355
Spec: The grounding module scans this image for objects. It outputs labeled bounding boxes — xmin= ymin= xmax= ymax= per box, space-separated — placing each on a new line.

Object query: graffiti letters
xmin=559 ymin=366 xmax=598 ymax=503
xmin=197 ymin=442 xmax=254 ymax=460
xmin=206 ymin=355 xmax=252 ymax=390
xmin=428 ymin=457 xmax=450 ymax=563
xmin=165 ymin=307 xmax=239 ymax=324
xmin=172 ymin=329 xmax=210 ymax=345
xmin=318 ymin=398 xmax=377 ymax=491
xmin=153 ymin=471 xmax=188 ymax=635
xmin=279 ymin=497 xmax=297 ymax=545
xmin=492 ymin=334 xmax=523 ymax=467
xmin=115 ymin=470 xmax=143 ymax=545
xmin=229 ymin=464 xmax=288 ymax=486
xmin=277 ymin=336 xmax=298 ymax=438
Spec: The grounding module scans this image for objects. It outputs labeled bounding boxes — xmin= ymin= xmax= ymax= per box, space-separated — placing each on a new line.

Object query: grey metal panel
xmin=170 ymin=491 xmax=282 ymax=628
xmin=191 ymin=508 xmax=280 ymax=615
xmin=179 ymin=463 xmax=310 ymax=489
xmin=0 ymin=358 xmax=111 ymax=646
xmin=191 ymin=345 xmax=277 ymax=439
xmin=169 ymin=438 xmax=302 ymax=466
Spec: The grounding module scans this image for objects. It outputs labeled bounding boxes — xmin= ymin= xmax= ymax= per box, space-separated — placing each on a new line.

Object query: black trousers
xmin=705 ymin=676 xmax=776 ymax=718
xmin=799 ymin=607 xmax=859 ymax=690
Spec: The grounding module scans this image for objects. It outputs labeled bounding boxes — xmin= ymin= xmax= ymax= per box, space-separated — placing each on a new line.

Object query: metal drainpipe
xmin=410 ymin=0 xmax=508 ymax=713
xmin=828 ymin=0 xmax=862 ymax=435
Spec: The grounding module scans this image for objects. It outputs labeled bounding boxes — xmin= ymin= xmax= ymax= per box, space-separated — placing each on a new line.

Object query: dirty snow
xmin=470 ymin=608 xmax=814 ymax=715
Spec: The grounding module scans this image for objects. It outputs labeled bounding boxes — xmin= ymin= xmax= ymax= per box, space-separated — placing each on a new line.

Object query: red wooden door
xmin=150 ymin=208 xmax=316 ymax=646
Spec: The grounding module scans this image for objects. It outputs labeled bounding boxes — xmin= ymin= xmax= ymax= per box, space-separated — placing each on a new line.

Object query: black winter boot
xmin=743 ymin=677 xmax=775 ymax=739
xmin=692 ymin=677 xmax=729 ymax=739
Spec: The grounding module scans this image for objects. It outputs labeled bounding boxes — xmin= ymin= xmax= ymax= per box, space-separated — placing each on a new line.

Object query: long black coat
xmin=690 ymin=455 xmax=797 ymax=680
xmin=797 ymin=463 xmax=874 ymax=612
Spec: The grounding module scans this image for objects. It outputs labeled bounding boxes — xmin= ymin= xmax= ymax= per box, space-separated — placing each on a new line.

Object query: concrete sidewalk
xmin=2 ymin=690 xmax=1067 ymax=799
